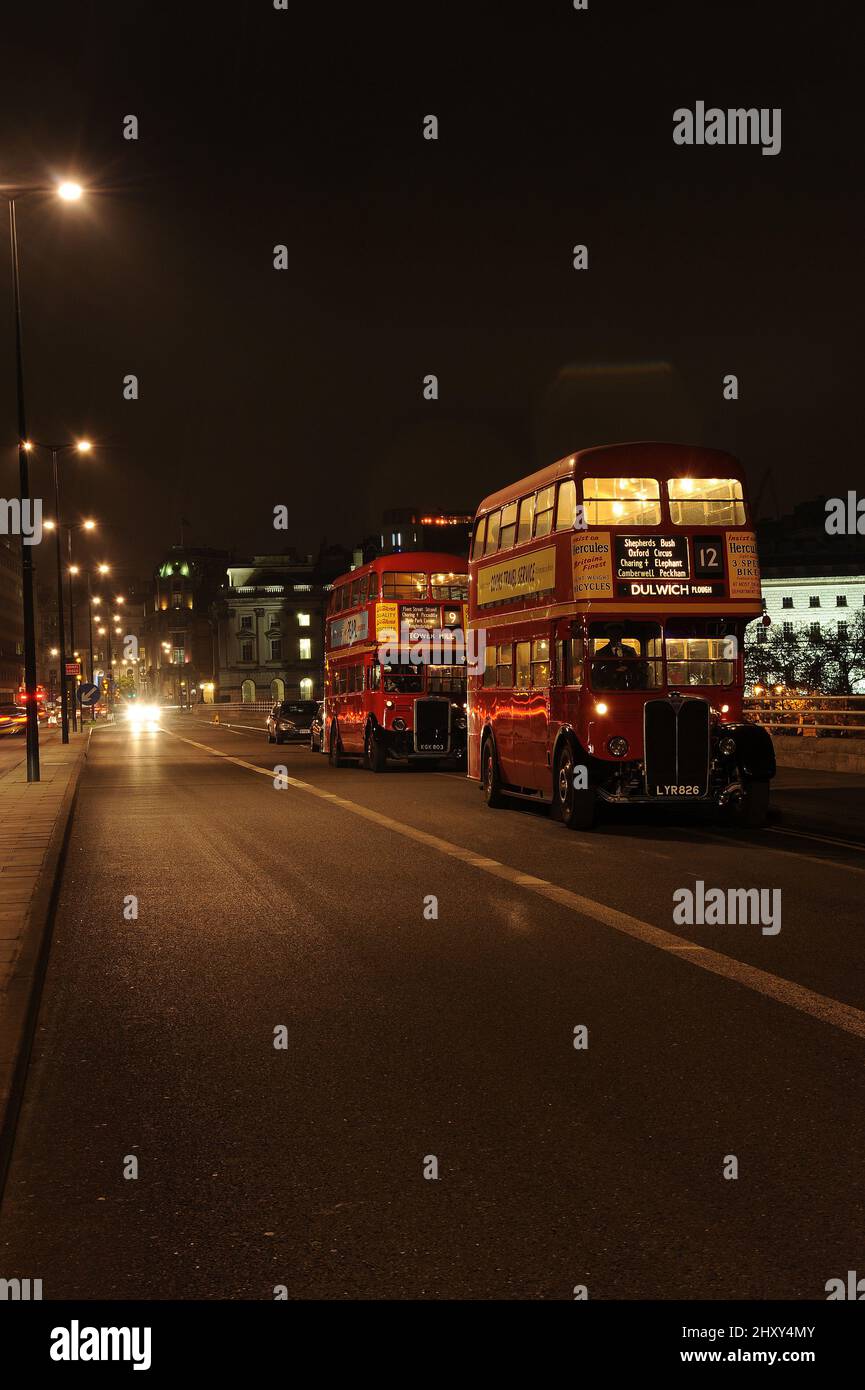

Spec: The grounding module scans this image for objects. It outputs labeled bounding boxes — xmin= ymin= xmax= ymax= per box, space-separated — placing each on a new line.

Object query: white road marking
xmin=766 ymin=825 xmax=865 ymax=853
xmin=688 ymin=827 xmax=865 ymax=876
xmin=163 ymin=726 xmax=865 ymax=1044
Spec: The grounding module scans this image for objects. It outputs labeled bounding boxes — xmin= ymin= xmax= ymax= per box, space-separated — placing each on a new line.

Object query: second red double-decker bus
xmin=324 ymin=552 xmax=469 ymax=771
xmin=467 ymin=442 xmax=776 ymax=828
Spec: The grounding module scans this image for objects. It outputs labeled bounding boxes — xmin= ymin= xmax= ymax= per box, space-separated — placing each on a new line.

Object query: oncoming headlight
xmin=606 ymin=736 xmax=629 ymax=758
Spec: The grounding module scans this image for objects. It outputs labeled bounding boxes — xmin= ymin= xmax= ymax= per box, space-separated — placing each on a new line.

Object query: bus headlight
xmin=718 ymin=736 xmax=737 ymax=758
xmin=606 ymin=736 xmax=629 ymax=758
xmin=595 ymin=702 xmax=608 ymax=716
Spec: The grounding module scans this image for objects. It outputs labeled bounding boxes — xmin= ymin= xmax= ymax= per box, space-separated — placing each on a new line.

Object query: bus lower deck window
xmin=496 ymin=644 xmax=513 ymax=686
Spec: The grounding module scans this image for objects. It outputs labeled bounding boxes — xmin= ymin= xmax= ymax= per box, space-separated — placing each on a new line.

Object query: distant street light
xmin=2 ymin=179 xmax=88 ymax=778
xmin=30 ymin=440 xmax=94 ymax=742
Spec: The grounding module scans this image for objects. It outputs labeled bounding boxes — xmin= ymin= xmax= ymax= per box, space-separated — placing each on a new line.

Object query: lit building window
xmin=299 ymin=638 xmax=311 ymax=660
xmin=300 ymin=677 xmax=313 ymax=700
xmin=297 ymin=612 xmax=310 ymax=627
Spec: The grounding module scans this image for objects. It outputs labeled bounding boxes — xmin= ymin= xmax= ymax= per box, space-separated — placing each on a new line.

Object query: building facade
xmin=380 ymin=508 xmax=472 ymax=560
xmin=749 ymin=496 xmax=865 ymax=691
xmin=212 ymin=555 xmax=329 ymax=704
xmin=758 ymin=575 xmax=865 ymax=643
xmin=141 ymin=547 xmax=229 ymax=704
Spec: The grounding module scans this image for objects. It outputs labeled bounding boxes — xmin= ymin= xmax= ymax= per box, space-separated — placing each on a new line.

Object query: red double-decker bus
xmin=467 ymin=442 xmax=776 ymax=828
xmin=324 ymin=552 xmax=469 ymax=771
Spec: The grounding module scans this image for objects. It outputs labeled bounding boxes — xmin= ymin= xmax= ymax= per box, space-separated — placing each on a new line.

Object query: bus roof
xmin=475 ymin=442 xmax=745 ymax=517
xmin=328 ymin=551 xmax=467 ymax=589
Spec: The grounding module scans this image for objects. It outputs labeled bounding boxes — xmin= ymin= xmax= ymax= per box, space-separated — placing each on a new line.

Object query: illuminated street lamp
xmin=2 ymin=179 xmax=88 ymax=778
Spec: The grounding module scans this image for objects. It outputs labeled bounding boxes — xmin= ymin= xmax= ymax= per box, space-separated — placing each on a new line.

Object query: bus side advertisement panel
xmin=375 ymin=602 xmax=399 ymax=638
xmin=725 ymin=531 xmax=760 ymax=598
xmin=572 ymin=530 xmax=614 ymax=600
xmin=330 ymin=610 xmax=369 ymax=648
xmin=476 ymin=545 xmax=557 ymax=606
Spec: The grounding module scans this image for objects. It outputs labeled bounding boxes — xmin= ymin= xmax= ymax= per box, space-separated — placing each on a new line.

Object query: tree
xmin=812 ymin=611 xmax=865 ymax=695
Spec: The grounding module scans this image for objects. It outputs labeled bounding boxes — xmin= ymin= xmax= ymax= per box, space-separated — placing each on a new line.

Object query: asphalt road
xmin=1 ymin=712 xmax=864 ymax=1300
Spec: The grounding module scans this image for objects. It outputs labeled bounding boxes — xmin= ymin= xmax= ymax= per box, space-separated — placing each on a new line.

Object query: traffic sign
xmin=65 ymin=660 xmax=81 ymax=677
xmin=77 ymin=682 xmax=99 ymax=706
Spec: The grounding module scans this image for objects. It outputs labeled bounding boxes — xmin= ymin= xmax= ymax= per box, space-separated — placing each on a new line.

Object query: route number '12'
xmin=694 ymin=536 xmax=723 ymax=579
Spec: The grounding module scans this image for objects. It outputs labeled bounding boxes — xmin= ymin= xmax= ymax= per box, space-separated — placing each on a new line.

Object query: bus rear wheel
xmin=329 ymin=725 xmax=345 ymax=767
xmin=365 ymin=727 xmax=387 ymax=773
xmin=481 ymin=739 xmax=504 ymax=808
xmin=555 ymin=744 xmax=596 ymax=831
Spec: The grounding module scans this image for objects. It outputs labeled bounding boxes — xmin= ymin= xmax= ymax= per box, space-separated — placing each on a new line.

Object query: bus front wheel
xmin=481 ymin=739 xmax=504 ymax=808
xmin=365 ymin=727 xmax=387 ymax=773
xmin=555 ymin=744 xmax=596 ymax=831
xmin=726 ymin=778 xmax=770 ymax=829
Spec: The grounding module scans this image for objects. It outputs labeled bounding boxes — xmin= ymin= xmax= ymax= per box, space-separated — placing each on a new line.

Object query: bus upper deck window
xmin=431 ymin=573 xmax=468 ymax=601
xmin=349 ymin=578 xmax=361 ymax=607
xmin=534 ymin=486 xmax=555 ymax=538
xmin=471 ymin=517 xmax=486 ymax=559
xmin=367 ymin=572 xmax=379 ymax=600
xmin=555 ymin=479 xmax=576 ymax=530
xmin=484 ymin=510 xmax=501 ymax=555
xmin=498 ymin=501 xmax=518 ymax=550
xmin=516 ymin=495 xmax=534 ymax=544
xmin=668 ymin=477 xmax=745 ymax=526
xmin=381 ymin=571 xmax=428 ymax=600
xmin=582 ymin=478 xmax=661 ymax=526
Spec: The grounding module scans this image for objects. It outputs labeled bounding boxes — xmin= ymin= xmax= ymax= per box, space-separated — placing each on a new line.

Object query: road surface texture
xmin=1 ymin=713 xmax=863 ymax=1300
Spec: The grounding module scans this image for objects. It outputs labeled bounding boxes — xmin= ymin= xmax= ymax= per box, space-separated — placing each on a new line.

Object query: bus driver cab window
xmin=589 ymin=622 xmax=662 ymax=691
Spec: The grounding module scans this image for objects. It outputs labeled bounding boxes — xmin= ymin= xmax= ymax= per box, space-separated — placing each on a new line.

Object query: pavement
xmin=0 ymin=712 xmax=863 ymax=1300
xmin=0 ymin=728 xmax=89 ymax=1191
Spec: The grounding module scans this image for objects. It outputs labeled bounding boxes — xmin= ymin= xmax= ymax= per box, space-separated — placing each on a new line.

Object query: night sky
xmin=0 ymin=0 xmax=860 ymax=577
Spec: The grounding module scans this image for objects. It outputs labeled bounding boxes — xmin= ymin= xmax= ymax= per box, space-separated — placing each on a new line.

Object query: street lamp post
xmin=67 ymin=551 xmax=78 ymax=733
xmin=8 ymin=202 xmax=39 ymax=779
xmin=50 ymin=449 xmax=69 ymax=741
xmin=3 ymin=179 xmax=86 ymax=781
xmin=40 ymin=443 xmax=92 ymax=743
